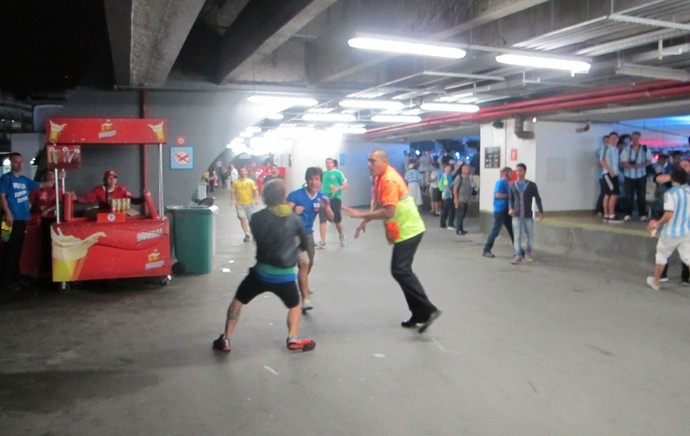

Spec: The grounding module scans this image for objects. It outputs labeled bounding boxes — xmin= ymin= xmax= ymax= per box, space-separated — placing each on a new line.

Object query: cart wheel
xmin=159 ymin=275 xmax=171 ymax=286
xmin=58 ymin=282 xmax=70 ymax=292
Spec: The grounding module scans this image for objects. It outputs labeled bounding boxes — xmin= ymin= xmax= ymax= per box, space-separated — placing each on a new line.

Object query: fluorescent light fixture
xmin=246 ymin=126 xmax=262 ymax=133
xmin=616 ymin=63 xmax=690 ymax=82
xmin=339 ymin=99 xmax=404 ymax=110
xmin=348 ymin=36 xmax=466 ymax=59
xmin=302 ymin=113 xmax=357 ymax=122
xmin=495 ymin=54 xmax=591 ymax=73
xmin=420 ymin=103 xmax=480 ymax=113
xmin=371 ymin=115 xmax=422 ymax=123
xmin=247 ymin=95 xmax=318 ymax=107
xmin=329 ymin=124 xmax=367 ymax=134
xmin=266 ymin=113 xmax=284 ymax=120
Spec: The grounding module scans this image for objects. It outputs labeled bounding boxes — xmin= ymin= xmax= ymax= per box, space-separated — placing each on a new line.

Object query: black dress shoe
xmin=401 ymin=318 xmax=422 ymax=328
xmin=418 ymin=310 xmax=442 ymax=334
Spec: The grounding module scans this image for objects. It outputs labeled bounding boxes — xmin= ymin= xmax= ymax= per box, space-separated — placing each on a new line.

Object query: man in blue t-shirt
xmin=287 ymin=167 xmax=333 ymax=312
xmin=482 ymin=167 xmax=515 ymax=258
xmin=0 ymin=153 xmax=53 ymax=294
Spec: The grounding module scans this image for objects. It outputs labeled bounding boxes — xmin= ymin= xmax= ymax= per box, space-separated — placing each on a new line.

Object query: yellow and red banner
xmin=46 ymin=118 xmax=167 ymax=144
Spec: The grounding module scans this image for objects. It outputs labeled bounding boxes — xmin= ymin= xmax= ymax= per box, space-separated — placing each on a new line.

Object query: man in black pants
xmin=0 ymin=153 xmax=53 ymax=297
xmin=344 ymin=149 xmax=441 ymax=333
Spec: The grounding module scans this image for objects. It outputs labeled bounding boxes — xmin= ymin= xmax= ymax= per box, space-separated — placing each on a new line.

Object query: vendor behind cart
xmin=75 ymin=169 xmax=143 ymax=211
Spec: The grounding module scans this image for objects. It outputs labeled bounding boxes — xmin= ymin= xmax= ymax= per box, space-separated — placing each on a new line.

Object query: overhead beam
xmin=105 ymin=0 xmax=206 ymax=87
xmin=216 ymin=0 xmax=337 ymax=84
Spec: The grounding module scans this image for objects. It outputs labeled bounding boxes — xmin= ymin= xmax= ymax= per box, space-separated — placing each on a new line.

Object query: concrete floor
xmin=2 ymin=190 xmax=690 ymax=435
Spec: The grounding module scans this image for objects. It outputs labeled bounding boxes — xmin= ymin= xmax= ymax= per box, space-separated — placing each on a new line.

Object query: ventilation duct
xmin=514 ymin=117 xmax=535 ymax=140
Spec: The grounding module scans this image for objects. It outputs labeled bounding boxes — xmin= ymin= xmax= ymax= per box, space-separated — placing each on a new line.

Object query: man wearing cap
xmin=76 ymin=169 xmax=142 ymax=211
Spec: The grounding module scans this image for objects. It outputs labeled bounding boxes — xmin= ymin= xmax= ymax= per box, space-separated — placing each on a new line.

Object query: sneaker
xmin=401 ymin=317 xmax=422 ymax=328
xmin=659 ymin=277 xmax=669 ymax=283
xmin=623 ymin=215 xmax=632 ymax=222
xmin=418 ymin=310 xmax=441 ymax=334
xmin=510 ymin=256 xmax=523 ymax=265
xmin=646 ymin=276 xmax=660 ymax=291
xmin=524 ymin=254 xmax=534 ymax=262
xmin=681 ymin=281 xmax=690 ymax=287
xmin=287 ymin=337 xmax=316 ymax=351
xmin=212 ymin=334 xmax=231 ymax=352
xmin=243 ymin=234 xmax=251 ymax=242
xmin=302 ymin=299 xmax=314 ymax=311
xmin=340 ymin=236 xmax=346 ymax=247
xmin=318 ymin=240 xmax=326 ymax=248
xmin=447 ymin=226 xmax=456 ymax=231
xmin=482 ymin=251 xmax=495 ymax=258
xmin=640 ymin=216 xmax=649 ymax=222
xmin=607 ymin=217 xmax=624 ymax=224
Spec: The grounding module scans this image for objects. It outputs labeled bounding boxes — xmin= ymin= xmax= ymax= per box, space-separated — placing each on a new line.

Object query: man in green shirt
xmin=319 ymin=157 xmax=349 ymax=247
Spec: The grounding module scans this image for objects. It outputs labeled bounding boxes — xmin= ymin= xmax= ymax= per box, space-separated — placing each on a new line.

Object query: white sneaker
xmin=659 ymin=277 xmax=669 ymax=283
xmin=646 ymin=276 xmax=660 ymax=291
xmin=316 ymin=241 xmax=326 ymax=249
xmin=302 ymin=299 xmax=314 ymax=311
xmin=623 ymin=215 xmax=632 ymax=222
xmin=524 ymin=254 xmax=534 ymax=262
xmin=339 ymin=236 xmax=346 ymax=247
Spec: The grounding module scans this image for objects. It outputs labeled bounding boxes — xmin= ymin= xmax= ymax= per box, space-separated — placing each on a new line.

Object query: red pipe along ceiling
xmin=366 ymin=80 xmax=690 ymax=138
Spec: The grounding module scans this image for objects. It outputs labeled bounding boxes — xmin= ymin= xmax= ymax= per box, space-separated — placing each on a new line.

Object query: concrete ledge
xmin=480 ymin=211 xmax=660 ymax=267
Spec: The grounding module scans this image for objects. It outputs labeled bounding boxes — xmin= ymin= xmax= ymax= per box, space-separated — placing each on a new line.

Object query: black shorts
xmin=319 ymin=198 xmax=342 ymax=223
xmin=431 ymin=187 xmax=442 ymax=202
xmin=601 ymin=174 xmax=620 ymax=196
xmin=234 ymin=267 xmax=300 ymax=308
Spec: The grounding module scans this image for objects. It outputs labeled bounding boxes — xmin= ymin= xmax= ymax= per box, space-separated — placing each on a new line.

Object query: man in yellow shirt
xmin=344 ymin=149 xmax=441 ymax=334
xmin=231 ymin=167 xmax=259 ymax=242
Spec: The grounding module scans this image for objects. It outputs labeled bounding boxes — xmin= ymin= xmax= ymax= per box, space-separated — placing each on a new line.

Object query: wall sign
xmin=485 ymin=147 xmax=501 ymax=169
xmin=171 ymin=147 xmax=194 ymax=170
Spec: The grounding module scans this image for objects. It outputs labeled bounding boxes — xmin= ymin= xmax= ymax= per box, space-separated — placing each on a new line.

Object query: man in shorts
xmin=212 ymin=179 xmax=315 ymax=353
xmin=230 ymin=167 xmax=258 ymax=242
xmin=647 ymin=167 xmax=690 ymax=291
xmin=287 ymin=167 xmax=333 ymax=312
xmin=599 ymin=131 xmax=622 ymax=223
xmin=318 ymin=157 xmax=349 ymax=247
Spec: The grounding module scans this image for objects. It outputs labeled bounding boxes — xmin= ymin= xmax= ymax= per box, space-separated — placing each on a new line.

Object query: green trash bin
xmin=166 ymin=205 xmax=219 ymax=274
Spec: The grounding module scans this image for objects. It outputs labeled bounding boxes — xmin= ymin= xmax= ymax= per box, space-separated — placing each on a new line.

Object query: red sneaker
xmin=286 ymin=337 xmax=316 ymax=352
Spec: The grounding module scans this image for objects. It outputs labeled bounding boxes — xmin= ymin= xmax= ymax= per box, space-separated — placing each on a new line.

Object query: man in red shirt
xmin=76 ymin=170 xmax=142 ymax=211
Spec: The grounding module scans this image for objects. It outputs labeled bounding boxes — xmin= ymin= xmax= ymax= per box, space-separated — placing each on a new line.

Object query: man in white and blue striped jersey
xmin=621 ymin=131 xmax=653 ymax=222
xmin=647 ymin=166 xmax=690 ymax=291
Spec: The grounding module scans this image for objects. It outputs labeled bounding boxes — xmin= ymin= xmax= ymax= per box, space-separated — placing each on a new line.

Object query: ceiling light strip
xmin=348 ymin=37 xmax=466 ymax=59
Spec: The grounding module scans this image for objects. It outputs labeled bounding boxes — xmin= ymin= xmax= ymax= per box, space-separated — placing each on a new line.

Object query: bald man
xmin=344 ymin=149 xmax=441 ymax=333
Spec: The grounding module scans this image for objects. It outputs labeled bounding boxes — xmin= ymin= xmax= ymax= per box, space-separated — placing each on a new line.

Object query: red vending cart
xmin=45 ymin=117 xmax=172 ymax=288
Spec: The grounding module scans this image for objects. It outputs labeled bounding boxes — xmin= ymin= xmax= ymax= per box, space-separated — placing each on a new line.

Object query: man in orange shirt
xmin=344 ymin=149 xmax=441 ymax=333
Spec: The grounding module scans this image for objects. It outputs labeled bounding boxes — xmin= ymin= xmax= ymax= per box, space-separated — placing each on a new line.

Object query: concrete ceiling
xmin=5 ymin=0 xmax=690 ymax=144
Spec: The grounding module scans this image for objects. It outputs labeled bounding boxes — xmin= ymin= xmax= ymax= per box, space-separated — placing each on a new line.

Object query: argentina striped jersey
xmin=662 ymin=185 xmax=690 ymax=239
xmin=620 ymin=145 xmax=652 ymax=179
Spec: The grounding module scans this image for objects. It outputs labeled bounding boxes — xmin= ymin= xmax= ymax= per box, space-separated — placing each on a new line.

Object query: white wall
xmin=533 ymin=121 xmax=610 ymax=211
xmin=287 ymin=135 xmax=407 ymax=207
xmin=479 ymin=120 xmax=626 ymax=212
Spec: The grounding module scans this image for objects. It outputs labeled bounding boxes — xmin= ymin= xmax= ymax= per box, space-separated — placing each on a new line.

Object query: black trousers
xmin=624 ymin=176 xmax=647 ymax=218
xmin=391 ymin=232 xmax=437 ymax=321
xmin=440 ymin=198 xmax=455 ymax=227
xmin=2 ymin=220 xmax=26 ymax=287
